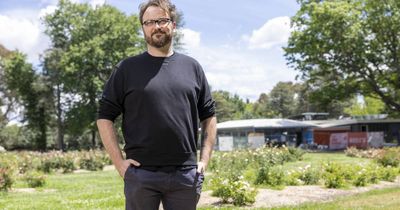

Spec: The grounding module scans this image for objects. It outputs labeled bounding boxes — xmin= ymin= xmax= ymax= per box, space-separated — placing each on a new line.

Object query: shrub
xmin=211 ymin=175 xmax=257 ymax=206
xmin=255 ymin=166 xmax=286 ymax=188
xmin=345 ymin=147 xmax=381 ymax=159
xmin=24 ymin=171 xmax=46 ymax=188
xmin=380 ymin=166 xmax=398 ymax=182
xmin=375 ymin=148 xmax=400 ymax=167
xmin=366 ymin=164 xmax=381 ymax=184
xmin=78 ymin=150 xmax=105 ymax=171
xmin=0 ymin=167 xmax=13 ymax=191
xmin=323 ymin=162 xmax=348 ymax=188
xmin=353 ymin=168 xmax=369 ymax=187
xmin=299 ymin=165 xmax=320 ymax=185
xmin=287 ymin=147 xmax=305 ymax=161
xmin=285 ymin=170 xmax=303 ymax=186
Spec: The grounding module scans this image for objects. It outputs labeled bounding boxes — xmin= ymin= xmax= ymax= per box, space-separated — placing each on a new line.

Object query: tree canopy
xmin=285 ymin=0 xmax=400 ymax=116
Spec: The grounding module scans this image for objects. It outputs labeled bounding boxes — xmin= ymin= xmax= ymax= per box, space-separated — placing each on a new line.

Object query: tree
xmin=344 ymin=95 xmax=385 ymax=116
xmin=3 ymin=52 xmax=52 ymax=151
xmin=268 ymin=82 xmax=297 ymax=118
xmin=0 ymin=44 xmax=13 ymax=128
xmin=293 ymin=82 xmax=351 ymax=118
xmin=43 ymin=0 xmax=145 ymax=149
xmin=285 ymin=0 xmax=400 ymax=116
xmin=252 ymin=93 xmax=276 ymax=118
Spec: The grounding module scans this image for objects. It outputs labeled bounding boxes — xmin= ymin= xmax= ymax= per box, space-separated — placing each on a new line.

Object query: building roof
xmin=306 ymin=119 xmax=400 ymax=128
xmin=216 ymin=118 xmax=400 ymax=130
xmin=217 ymin=119 xmax=315 ymax=130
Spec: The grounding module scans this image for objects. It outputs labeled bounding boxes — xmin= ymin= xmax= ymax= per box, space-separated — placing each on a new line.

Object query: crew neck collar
xmin=146 ymin=51 xmax=176 ymax=59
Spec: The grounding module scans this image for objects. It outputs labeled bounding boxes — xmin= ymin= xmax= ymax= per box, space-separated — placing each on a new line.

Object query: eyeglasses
xmin=142 ymin=18 xmax=172 ymax=27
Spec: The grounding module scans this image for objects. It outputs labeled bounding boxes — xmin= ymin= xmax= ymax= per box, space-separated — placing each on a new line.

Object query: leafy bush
xmin=24 ymin=171 xmax=46 ymax=188
xmin=380 ymin=166 xmax=398 ymax=182
xmin=323 ymin=162 xmax=348 ymax=188
xmin=255 ymin=166 xmax=286 ymax=188
xmin=285 ymin=170 xmax=303 ymax=186
xmin=353 ymin=168 xmax=369 ymax=187
xmin=299 ymin=165 xmax=321 ymax=185
xmin=375 ymin=148 xmax=400 ymax=167
xmin=0 ymin=167 xmax=13 ymax=191
xmin=211 ymin=175 xmax=257 ymax=206
xmin=78 ymin=150 xmax=106 ymax=171
xmin=345 ymin=147 xmax=381 ymax=159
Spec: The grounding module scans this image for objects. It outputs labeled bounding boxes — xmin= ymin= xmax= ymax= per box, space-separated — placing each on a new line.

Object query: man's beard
xmin=145 ymin=29 xmax=172 ymax=48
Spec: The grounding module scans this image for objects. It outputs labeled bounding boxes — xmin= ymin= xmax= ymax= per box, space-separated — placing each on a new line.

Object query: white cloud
xmin=244 ymin=16 xmax=291 ymax=50
xmin=181 ymin=28 xmax=201 ymax=48
xmin=38 ymin=5 xmax=58 ymax=18
xmin=0 ymin=14 xmax=44 ymax=63
xmin=183 ymin=28 xmax=297 ymax=101
xmin=0 ymin=0 xmax=105 ymax=64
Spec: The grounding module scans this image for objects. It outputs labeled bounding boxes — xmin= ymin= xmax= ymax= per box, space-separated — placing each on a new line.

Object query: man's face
xmin=142 ymin=6 xmax=175 ymax=48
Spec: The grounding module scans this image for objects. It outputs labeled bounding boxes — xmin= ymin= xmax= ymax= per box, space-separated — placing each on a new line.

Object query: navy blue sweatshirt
xmin=97 ymin=52 xmax=215 ymax=166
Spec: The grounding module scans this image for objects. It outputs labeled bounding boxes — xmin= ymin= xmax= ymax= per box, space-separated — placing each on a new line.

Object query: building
xmin=216 ymin=119 xmax=315 ymax=151
xmin=215 ymin=118 xmax=400 ymax=151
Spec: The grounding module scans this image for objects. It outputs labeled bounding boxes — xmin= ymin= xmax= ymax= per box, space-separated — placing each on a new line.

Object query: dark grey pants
xmin=124 ymin=166 xmax=204 ymax=210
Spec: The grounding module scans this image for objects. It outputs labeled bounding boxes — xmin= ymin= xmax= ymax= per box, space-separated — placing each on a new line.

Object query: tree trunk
xmin=56 ymin=84 xmax=65 ymax=151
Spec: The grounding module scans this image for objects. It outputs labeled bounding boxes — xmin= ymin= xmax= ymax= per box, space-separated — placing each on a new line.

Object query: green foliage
xmin=23 ymin=170 xmax=46 ymax=188
xmin=344 ymin=96 xmax=386 ymax=116
xmin=323 ymin=162 xmax=348 ymax=188
xmin=0 ymin=150 xmax=110 ymax=177
xmin=0 ymin=167 xmax=13 ymax=191
xmin=3 ymin=52 xmax=51 ymax=151
xmin=298 ymin=165 xmax=320 ymax=185
xmin=375 ymin=148 xmax=400 ymax=167
xmin=345 ymin=147 xmax=381 ymax=159
xmin=380 ymin=166 xmax=399 ymax=182
xmin=285 ymin=0 xmax=400 ymax=115
xmin=78 ymin=151 xmax=106 ymax=171
xmin=42 ymin=0 xmax=146 ymax=149
xmin=268 ymin=82 xmax=297 ymax=118
xmin=0 ymin=125 xmax=34 ymax=150
xmin=353 ymin=168 xmax=369 ymax=187
xmin=255 ymin=166 xmax=286 ymax=188
xmin=210 ymin=175 xmax=257 ymax=206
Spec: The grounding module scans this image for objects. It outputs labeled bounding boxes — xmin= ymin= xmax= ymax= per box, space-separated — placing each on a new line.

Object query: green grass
xmin=282 ymin=151 xmax=372 ymax=171
xmin=0 ymin=170 xmax=125 ymax=210
xmin=0 ymin=151 xmax=396 ymax=209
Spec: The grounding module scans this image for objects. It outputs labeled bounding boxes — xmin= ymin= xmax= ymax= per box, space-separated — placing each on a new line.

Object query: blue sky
xmin=0 ymin=0 xmax=300 ymax=101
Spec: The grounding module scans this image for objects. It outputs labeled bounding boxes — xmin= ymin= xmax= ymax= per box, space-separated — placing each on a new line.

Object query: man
xmin=96 ymin=0 xmax=217 ymax=209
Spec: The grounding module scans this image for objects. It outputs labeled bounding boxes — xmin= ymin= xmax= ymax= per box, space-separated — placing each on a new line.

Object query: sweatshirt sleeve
xmin=97 ymin=65 xmax=125 ymax=122
xmin=197 ymin=67 xmax=216 ymax=122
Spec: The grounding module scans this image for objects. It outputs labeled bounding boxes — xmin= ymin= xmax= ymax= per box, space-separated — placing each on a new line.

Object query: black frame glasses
xmin=142 ymin=18 xmax=171 ymax=27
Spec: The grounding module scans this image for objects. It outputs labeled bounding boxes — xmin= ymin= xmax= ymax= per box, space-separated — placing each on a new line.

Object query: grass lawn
xmin=0 ymin=170 xmax=125 ymax=210
xmin=282 ymin=151 xmax=373 ymax=171
xmin=0 ymin=151 xmax=396 ymax=210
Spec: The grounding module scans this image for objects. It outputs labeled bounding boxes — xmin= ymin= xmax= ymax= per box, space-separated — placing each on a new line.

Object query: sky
xmin=0 ymin=0 xmax=300 ymax=102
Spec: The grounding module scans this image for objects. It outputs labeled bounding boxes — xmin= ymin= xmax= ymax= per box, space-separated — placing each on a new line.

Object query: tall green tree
xmin=293 ymin=82 xmax=351 ymax=118
xmin=43 ymin=0 xmax=145 ymax=149
xmin=344 ymin=95 xmax=386 ymax=116
xmin=285 ymin=0 xmax=400 ymax=116
xmin=253 ymin=93 xmax=276 ymax=118
xmin=268 ymin=82 xmax=297 ymax=118
xmin=0 ymin=44 xmax=13 ymax=128
xmin=212 ymin=90 xmax=250 ymax=122
xmin=4 ymin=52 xmax=52 ymax=151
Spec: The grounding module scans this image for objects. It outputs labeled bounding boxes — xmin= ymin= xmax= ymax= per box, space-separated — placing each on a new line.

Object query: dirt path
xmin=198 ymin=177 xmax=400 ymax=208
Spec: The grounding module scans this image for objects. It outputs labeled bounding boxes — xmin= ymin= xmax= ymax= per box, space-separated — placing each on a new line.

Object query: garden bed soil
xmin=198 ymin=177 xmax=400 ymax=208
